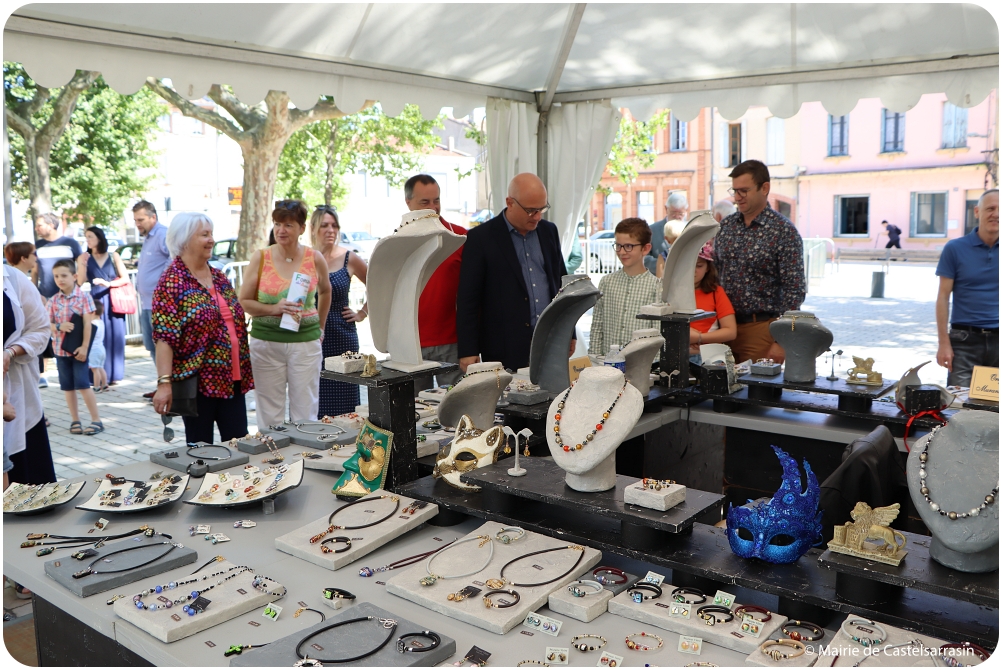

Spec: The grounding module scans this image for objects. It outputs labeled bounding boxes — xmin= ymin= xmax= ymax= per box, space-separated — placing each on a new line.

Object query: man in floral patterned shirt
xmin=714 ymin=160 xmax=806 ymax=363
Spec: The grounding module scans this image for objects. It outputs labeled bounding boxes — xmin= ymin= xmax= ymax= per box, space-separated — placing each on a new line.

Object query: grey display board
xmin=274 ymin=490 xmax=438 ymax=570
xmin=278 ymin=424 xmax=358 ymax=450
xmin=235 ymin=434 xmax=292 ymax=455
xmin=386 ymin=520 xmax=602 ymax=635
xmin=114 ymin=559 xmax=286 ymax=643
xmin=229 ymin=600 xmax=456 ymax=667
xmin=44 ymin=532 xmax=198 ymax=597
xmin=151 ymin=444 xmax=249 ymax=474
xmin=547 ymin=571 xmax=613 ymax=622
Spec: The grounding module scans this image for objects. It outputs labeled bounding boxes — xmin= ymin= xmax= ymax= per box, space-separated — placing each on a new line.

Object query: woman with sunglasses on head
xmin=239 ymin=200 xmax=331 ymax=430
xmin=76 ymin=226 xmax=129 ymax=385
xmin=311 ymin=205 xmax=369 ymax=418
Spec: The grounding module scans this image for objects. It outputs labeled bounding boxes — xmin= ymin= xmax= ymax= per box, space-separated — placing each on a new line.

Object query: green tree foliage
xmin=5 ymin=62 xmax=163 ymax=229
xmin=602 ymin=109 xmax=670 ymax=191
xmin=276 ymin=102 xmax=443 ymax=208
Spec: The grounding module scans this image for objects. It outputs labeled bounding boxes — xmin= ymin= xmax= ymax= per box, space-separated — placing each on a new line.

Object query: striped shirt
xmin=588 ymin=269 xmax=661 ymax=356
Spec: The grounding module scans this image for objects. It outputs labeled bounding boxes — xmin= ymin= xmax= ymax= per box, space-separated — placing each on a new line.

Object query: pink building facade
xmin=796 ymin=92 xmax=997 ymax=249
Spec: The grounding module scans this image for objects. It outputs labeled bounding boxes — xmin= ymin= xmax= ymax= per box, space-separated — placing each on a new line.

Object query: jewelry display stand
xmin=325 ymin=354 xmax=365 ymax=374
xmin=827 ymin=619 xmax=952 ymax=668
xmin=3 ymin=481 xmax=86 ymax=515
xmin=299 ymin=445 xmax=355 ymax=472
xmin=277 ymin=424 xmax=358 ymax=450
xmin=76 ymin=474 xmax=191 ymax=513
xmin=607 ymin=585 xmax=788 ymax=654
xmin=368 ymin=209 xmax=465 ymax=373
xmin=437 ymin=362 xmax=512 ymax=430
xmin=184 ymin=459 xmax=304 ymax=509
xmin=229 ymin=600 xmax=456 ymax=667
xmin=743 ymin=643 xmax=819 ymax=667
xmin=44 ymin=533 xmax=197 ymax=597
xmin=620 ymin=328 xmax=665 ymax=398
xmin=274 ymin=490 xmax=439 ymax=570
xmin=506 ymin=376 xmax=551 ymax=406
xmin=150 ymin=445 xmax=249 ymax=474
xmin=622 ymin=479 xmax=686 ymax=512
xmin=906 ymin=411 xmax=999 ymax=573
xmin=546 ymin=367 xmax=644 ymax=492
xmin=546 ymin=570 xmax=614 ymax=622
xmin=769 ymin=312 xmax=834 ymax=383
xmin=385 ymin=520 xmax=601 ymax=634
xmin=113 ymin=559 xmax=285 ymax=643
xmin=235 ymin=433 xmax=292 ymax=455
xmin=660 ymin=212 xmax=719 ymax=314
xmin=529 ymin=275 xmax=600 ymax=393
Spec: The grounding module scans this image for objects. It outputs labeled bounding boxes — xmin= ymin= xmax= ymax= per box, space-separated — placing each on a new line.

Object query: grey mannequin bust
xmin=660 ymin=212 xmax=719 ymax=314
xmin=437 ymin=362 xmax=512 ymax=430
xmin=769 ymin=311 xmax=833 ymax=382
xmin=546 ymin=366 xmax=644 ymax=492
xmin=529 ymin=275 xmax=600 ymax=393
xmin=619 ymin=328 xmax=665 ymax=397
xmin=907 ymin=411 xmax=999 ymax=572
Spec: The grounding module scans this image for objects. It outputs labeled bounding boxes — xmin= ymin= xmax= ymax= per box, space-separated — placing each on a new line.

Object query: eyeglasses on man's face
xmin=510 ymin=197 xmax=550 ymax=217
xmin=614 ymin=243 xmax=641 ymax=252
xmin=727 ymin=187 xmax=755 ymax=197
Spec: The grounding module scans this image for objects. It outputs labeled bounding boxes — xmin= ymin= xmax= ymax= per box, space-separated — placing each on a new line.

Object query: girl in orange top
xmin=689 ymin=241 xmax=737 ymax=364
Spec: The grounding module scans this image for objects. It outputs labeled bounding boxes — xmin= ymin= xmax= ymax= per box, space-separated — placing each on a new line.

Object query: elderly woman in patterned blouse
xmin=151 ymin=213 xmax=254 ymax=444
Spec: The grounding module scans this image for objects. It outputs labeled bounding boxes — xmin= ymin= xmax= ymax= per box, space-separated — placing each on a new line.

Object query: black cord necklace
xmin=225 ymin=607 xmax=326 ymax=657
xmin=295 ymin=615 xmax=398 ymax=664
xmin=185 ymin=444 xmax=233 ymax=461
xmin=309 ymin=495 xmax=400 ymax=544
xmin=358 ymin=540 xmax=456 ymax=577
xmin=72 ymin=534 xmax=178 ymax=579
xmin=21 ymin=526 xmax=150 ymax=549
xmin=490 ymin=544 xmax=587 ymax=588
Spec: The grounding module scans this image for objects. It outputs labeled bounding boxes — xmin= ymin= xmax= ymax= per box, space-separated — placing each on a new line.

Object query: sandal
xmin=83 ymin=421 xmax=104 ymax=436
xmin=69 ymin=421 xmax=83 ymax=435
xmin=13 ymin=584 xmax=31 ymax=599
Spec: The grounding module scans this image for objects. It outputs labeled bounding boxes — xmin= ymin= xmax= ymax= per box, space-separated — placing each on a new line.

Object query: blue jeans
xmin=947 ymin=328 xmax=999 ymax=387
xmin=140 ymin=308 xmax=156 ymax=363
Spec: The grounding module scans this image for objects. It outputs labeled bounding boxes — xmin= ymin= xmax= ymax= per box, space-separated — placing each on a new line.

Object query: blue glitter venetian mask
xmin=726 ymin=446 xmax=822 ymax=564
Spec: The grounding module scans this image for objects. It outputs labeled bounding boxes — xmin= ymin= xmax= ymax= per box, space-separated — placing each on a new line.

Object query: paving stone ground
xmin=40 ymin=263 xmax=947 ymax=481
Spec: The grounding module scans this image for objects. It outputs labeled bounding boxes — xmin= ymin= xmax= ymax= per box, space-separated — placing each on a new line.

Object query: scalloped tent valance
xmin=4 ymin=3 xmax=998 ymax=120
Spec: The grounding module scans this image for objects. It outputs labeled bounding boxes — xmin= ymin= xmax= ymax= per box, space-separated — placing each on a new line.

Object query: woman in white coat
xmin=3 ymin=263 xmax=56 ymax=484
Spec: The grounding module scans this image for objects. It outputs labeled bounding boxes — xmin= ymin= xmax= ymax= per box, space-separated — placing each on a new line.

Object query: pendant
xmin=358 ymin=566 xmax=375 ymax=577
xmin=419 ymin=574 xmax=439 ymax=586
xmin=485 ymin=578 xmax=505 ymax=589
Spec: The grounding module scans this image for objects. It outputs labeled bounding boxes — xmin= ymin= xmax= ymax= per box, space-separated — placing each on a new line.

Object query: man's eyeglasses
xmin=614 ymin=243 xmax=641 ymax=252
xmin=510 ymin=197 xmax=550 ymax=217
xmin=727 ymin=187 xmax=754 ymax=197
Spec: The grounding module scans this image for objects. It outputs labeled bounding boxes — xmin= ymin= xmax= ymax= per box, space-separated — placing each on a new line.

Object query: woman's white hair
xmin=712 ymin=200 xmax=737 ymax=220
xmin=166 ymin=212 xmax=214 ymax=258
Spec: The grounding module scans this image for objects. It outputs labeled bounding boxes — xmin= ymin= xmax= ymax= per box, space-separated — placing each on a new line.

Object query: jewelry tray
xmin=4 ymin=481 xmax=87 ymax=516
xmin=299 ymin=445 xmax=354 ymax=472
xmin=75 ymin=475 xmax=190 ymax=514
xmin=183 ymin=458 xmax=304 ymax=508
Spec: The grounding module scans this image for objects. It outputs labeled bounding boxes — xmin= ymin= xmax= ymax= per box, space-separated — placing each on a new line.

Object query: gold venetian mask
xmin=433 ymin=415 xmax=507 ymax=490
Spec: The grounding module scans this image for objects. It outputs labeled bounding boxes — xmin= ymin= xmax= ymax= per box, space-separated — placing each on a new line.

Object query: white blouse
xmin=3 ymin=265 xmax=49 ymax=457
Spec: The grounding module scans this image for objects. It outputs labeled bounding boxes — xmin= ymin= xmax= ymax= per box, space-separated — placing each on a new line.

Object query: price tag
xmin=669 ymin=603 xmax=691 ymax=620
xmin=262 ymin=602 xmax=282 ymax=621
xmin=642 ymin=571 xmax=665 ymax=586
xmin=970 ymin=366 xmax=999 ymax=401
xmin=545 ymin=647 xmax=569 ymax=665
xmin=597 ymin=652 xmax=624 ymax=667
xmin=678 ymin=635 xmax=702 ymax=655
xmin=712 ymin=590 xmax=736 ymax=608
xmin=522 ymin=613 xmax=562 ymax=636
xmin=739 ymin=615 xmax=764 ymax=638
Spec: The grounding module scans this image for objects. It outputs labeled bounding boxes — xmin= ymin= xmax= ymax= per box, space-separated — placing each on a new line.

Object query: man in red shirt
xmin=406 ymin=174 xmax=467 ymax=390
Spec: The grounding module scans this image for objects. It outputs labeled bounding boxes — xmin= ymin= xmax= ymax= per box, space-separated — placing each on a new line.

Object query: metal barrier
xmin=577 ymin=238 xmax=621 ymax=276
xmin=803 ymin=238 xmax=834 ymax=280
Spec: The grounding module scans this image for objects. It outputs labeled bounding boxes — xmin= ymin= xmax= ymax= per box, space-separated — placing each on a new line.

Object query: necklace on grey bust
xmin=554 ymin=276 xmax=591 ymax=298
xmin=461 ymin=366 xmax=502 ymax=388
xmin=918 ymin=423 xmax=998 ymax=520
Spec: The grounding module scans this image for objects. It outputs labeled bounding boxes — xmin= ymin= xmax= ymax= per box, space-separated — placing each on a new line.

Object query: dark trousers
xmin=182 ymin=382 xmax=248 ymax=445
xmin=885 ymin=239 xmax=901 ymax=248
xmin=9 ymin=417 xmax=57 ymax=485
xmin=947 ymin=329 xmax=999 ymax=387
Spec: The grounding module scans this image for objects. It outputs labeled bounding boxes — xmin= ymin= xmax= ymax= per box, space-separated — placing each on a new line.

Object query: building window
xmin=766 ymin=117 xmax=785 ymax=165
xmin=604 ymin=192 xmax=623 ymax=229
xmin=965 ymin=198 xmax=978 ymax=234
xmin=637 ymin=191 xmax=655 ymax=222
xmin=776 ymin=200 xmax=792 ymax=220
xmin=911 ymin=192 xmax=948 ymax=236
xmin=728 ymin=123 xmax=742 ymax=167
xmin=670 ymin=114 xmax=687 ymax=151
xmin=828 ymin=115 xmax=849 ymax=156
xmin=835 ymin=196 xmax=869 ymax=236
xmin=882 ymin=109 xmax=905 ymax=152
xmin=942 ymin=102 xmax=968 ymax=149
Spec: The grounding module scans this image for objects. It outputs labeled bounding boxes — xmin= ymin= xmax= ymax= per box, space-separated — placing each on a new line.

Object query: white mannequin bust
xmin=437 ymin=361 xmax=512 ymax=430
xmin=546 ymin=366 xmax=644 ymax=492
xmin=619 ymin=328 xmax=665 ymax=397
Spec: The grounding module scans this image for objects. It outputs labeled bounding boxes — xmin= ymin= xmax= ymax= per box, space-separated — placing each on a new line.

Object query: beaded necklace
xmin=554 ymin=276 xmax=592 ymax=298
xmin=553 ymin=379 xmax=627 ymax=452
xmin=461 ymin=366 xmax=503 ymax=388
xmin=918 ymin=424 xmax=998 ymax=520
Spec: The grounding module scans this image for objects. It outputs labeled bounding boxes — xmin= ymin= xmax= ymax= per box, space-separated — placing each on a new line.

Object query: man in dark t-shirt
xmin=33 ymin=212 xmax=82 ymax=299
xmin=881 ymin=220 xmax=902 ymax=249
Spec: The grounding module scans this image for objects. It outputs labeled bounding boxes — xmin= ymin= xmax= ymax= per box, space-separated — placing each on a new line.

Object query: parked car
xmin=587 ymin=230 xmax=620 ymax=273
xmin=212 ymin=238 xmax=238 ymax=264
xmin=118 ymin=242 xmax=143 ymax=269
xmin=345 ymin=231 xmax=379 ymax=261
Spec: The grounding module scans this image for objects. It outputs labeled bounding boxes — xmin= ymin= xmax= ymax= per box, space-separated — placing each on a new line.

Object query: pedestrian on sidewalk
xmin=881 ymin=220 xmax=902 ymax=249
xmin=133 ymin=200 xmax=171 ymax=399
xmin=152 ymin=213 xmax=254 ymax=444
xmin=77 ymin=226 xmax=128 ymax=384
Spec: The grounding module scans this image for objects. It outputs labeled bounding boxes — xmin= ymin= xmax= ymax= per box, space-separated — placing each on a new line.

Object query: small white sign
xmin=740 ymin=614 xmax=764 ymax=638
xmin=597 ymin=652 xmax=624 ymax=667
xmin=669 ymin=603 xmax=692 ymax=620
xmin=678 ymin=635 xmax=703 ymax=655
xmin=712 ymin=590 xmax=736 ymax=608
xmin=262 ymin=602 xmax=282 ymax=621
xmin=948 ymin=219 xmax=959 ymax=230
xmin=545 ymin=647 xmax=569 ymax=665
xmin=642 ymin=570 xmax=665 ymax=586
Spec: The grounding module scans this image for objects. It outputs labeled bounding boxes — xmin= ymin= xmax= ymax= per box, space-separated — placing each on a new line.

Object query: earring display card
xmin=44 ymin=533 xmax=197 ymax=597
xmin=826 ymin=619 xmax=951 ymax=668
xmin=607 ymin=584 xmax=788 ymax=654
xmin=548 ymin=571 xmax=614 ymax=622
xmin=150 ymin=445 xmax=249 ymax=474
xmin=229 ymin=601 xmax=455 ymax=667
xmin=114 ymin=559 xmax=285 ymax=644
xmin=385 ymin=520 xmax=602 ymax=635
xmin=544 ymin=647 xmax=569 ymax=665
xmin=184 ymin=459 xmax=304 ymax=509
xmin=234 ymin=433 xmax=292 ymax=455
xmin=75 ymin=474 xmax=190 ymax=514
xmin=274 ymin=490 xmax=439 ymax=570
xmin=623 ymin=481 xmax=687 ymax=512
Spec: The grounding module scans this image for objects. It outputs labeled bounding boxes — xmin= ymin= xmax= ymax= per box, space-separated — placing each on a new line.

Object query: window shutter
xmin=740 ymin=120 xmax=747 ymax=164
xmin=679 ymin=120 xmax=687 ymax=151
xmin=956 ymin=107 xmax=968 ymax=147
xmin=718 ymin=121 xmax=729 ymax=166
xmin=942 ymin=103 xmax=955 ymax=148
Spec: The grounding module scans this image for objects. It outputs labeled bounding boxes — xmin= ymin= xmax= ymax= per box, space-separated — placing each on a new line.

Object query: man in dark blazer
xmin=457 ymin=173 xmax=568 ymax=372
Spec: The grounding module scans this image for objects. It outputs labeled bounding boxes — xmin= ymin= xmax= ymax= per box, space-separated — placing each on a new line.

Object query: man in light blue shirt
xmin=504 ymin=210 xmax=549 ymax=327
xmin=133 ymin=200 xmax=170 ymax=397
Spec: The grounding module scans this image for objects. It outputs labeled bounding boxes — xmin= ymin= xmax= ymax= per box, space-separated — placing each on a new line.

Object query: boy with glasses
xmin=588 ymin=218 xmax=661 ymax=357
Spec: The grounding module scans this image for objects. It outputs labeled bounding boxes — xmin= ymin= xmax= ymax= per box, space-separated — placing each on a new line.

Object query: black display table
xmin=964 ymin=397 xmax=999 ymax=413
xmin=394 ymin=473 xmax=997 ymax=648
xmin=638 ymin=311 xmax=716 ymax=389
xmin=458 ymin=459 xmax=723 ymax=550
xmin=740 ymin=371 xmax=896 ymax=413
xmin=321 ymin=362 xmax=458 ymax=486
